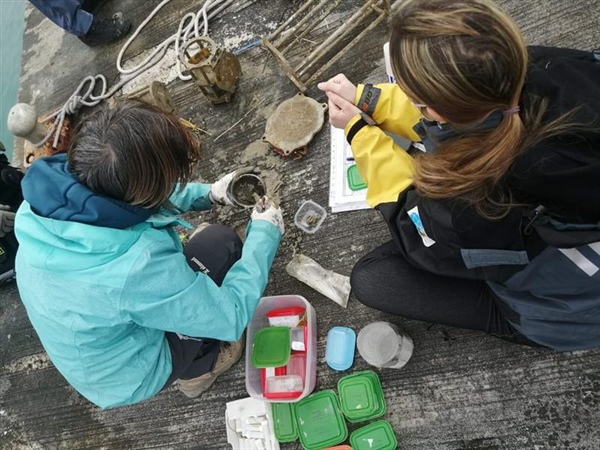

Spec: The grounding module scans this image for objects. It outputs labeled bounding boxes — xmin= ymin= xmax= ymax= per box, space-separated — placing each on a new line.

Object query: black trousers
xmin=163 ymin=224 xmax=243 ymax=387
xmin=350 ymin=240 xmax=540 ymax=346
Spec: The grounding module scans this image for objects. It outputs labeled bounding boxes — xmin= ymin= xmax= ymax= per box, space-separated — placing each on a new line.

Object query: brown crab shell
xmin=262 ymin=93 xmax=328 ymax=156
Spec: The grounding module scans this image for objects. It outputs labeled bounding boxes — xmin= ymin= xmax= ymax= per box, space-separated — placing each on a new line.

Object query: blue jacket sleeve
xmin=119 ymin=220 xmax=281 ymax=342
xmin=169 ymin=182 xmax=213 ymax=212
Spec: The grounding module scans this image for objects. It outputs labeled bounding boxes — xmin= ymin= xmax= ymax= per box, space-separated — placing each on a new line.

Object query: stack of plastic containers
xmin=294 ymin=390 xmax=348 ymax=449
xmin=338 ymin=371 xmax=386 ymax=423
xmin=271 ymin=370 xmax=397 ymax=450
xmin=246 ymin=295 xmax=317 ymax=402
xmin=350 ymin=421 xmax=397 ymax=450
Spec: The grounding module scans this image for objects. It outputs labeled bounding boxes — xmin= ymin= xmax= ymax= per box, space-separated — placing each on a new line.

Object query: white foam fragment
xmin=225 ymin=398 xmax=279 ymax=450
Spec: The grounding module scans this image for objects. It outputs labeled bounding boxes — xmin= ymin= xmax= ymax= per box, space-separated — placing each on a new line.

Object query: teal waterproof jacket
xmin=15 ymin=155 xmax=281 ymax=408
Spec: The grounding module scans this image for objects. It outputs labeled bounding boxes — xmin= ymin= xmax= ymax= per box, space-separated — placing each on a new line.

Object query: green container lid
xmin=294 ymin=390 xmax=348 ymax=450
xmin=251 ymin=326 xmax=291 ymax=368
xmin=338 ymin=371 xmax=386 ymax=423
xmin=350 ymin=420 xmax=397 ymax=450
xmin=272 ymin=403 xmax=298 ymax=443
xmin=347 ymin=165 xmax=367 ymax=191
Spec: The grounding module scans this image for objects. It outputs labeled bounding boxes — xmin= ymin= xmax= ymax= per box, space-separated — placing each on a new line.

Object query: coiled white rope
xmin=36 ymin=0 xmax=234 ymax=149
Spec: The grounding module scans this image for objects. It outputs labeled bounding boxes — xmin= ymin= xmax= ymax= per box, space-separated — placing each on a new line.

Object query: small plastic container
xmin=246 ymin=295 xmax=317 ymax=403
xmin=251 ymin=326 xmax=291 ymax=368
xmin=261 ymin=366 xmax=287 ymax=393
xmin=272 ymin=403 xmax=298 ymax=443
xmin=266 ymin=375 xmax=304 ymax=398
xmin=287 ymin=353 xmax=306 ymax=383
xmin=294 ymin=200 xmax=327 ymax=234
xmin=357 ymin=322 xmax=413 ymax=369
xmin=326 ymin=326 xmax=356 ymax=371
xmin=294 ymin=390 xmax=348 ymax=450
xmin=291 ymin=327 xmax=306 ymax=351
xmin=350 ymin=420 xmax=397 ymax=450
xmin=338 ymin=371 xmax=386 ymax=423
xmin=267 ymin=306 xmax=306 ymax=327
xmin=347 ymin=165 xmax=366 ymax=191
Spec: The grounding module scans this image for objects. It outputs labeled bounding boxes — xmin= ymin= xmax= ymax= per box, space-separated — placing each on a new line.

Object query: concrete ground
xmin=1 ymin=0 xmax=599 ymax=449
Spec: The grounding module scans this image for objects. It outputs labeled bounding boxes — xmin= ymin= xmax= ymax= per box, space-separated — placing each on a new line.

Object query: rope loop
xmin=36 ymin=0 xmax=233 ymax=148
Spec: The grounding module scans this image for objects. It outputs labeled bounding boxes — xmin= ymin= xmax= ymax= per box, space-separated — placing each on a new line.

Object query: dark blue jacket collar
xmin=22 ymin=154 xmax=153 ymax=229
xmin=413 ymin=110 xmax=504 ymax=153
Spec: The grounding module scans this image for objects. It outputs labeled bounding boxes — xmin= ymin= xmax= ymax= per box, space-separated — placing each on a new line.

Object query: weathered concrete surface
xmin=1 ymin=0 xmax=600 ymax=449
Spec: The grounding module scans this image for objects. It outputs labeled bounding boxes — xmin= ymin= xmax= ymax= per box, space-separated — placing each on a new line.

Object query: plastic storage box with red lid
xmin=246 ymin=295 xmax=317 ymax=402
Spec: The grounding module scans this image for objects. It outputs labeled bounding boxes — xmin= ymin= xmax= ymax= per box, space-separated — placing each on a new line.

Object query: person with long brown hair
xmin=319 ymin=0 xmax=600 ymax=350
xmin=15 ymin=101 xmax=285 ymax=408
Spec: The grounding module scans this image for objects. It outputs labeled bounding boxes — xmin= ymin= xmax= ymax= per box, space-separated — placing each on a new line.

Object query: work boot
xmin=79 ymin=14 xmax=131 ymax=47
xmin=177 ymin=337 xmax=245 ymax=398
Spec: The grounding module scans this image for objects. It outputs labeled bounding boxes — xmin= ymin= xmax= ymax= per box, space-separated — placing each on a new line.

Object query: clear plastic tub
xmin=294 ymin=200 xmax=327 ymax=234
xmin=357 ymin=321 xmax=413 ymax=369
xmin=246 ymin=295 xmax=317 ymax=402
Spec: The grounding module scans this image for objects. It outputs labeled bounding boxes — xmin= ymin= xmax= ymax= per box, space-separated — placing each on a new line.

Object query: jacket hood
xmin=22 ymin=154 xmax=153 ymax=229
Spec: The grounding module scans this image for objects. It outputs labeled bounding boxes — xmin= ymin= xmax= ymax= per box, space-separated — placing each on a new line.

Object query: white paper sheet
xmin=328 ymin=125 xmax=370 ymax=213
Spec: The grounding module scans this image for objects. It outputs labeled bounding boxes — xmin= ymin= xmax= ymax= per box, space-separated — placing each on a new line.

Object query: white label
xmin=268 ymin=315 xmax=300 ymax=327
xmin=408 ymin=206 xmax=436 ymax=247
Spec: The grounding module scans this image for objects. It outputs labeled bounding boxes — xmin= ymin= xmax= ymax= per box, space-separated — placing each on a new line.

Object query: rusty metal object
xmin=7 ymin=103 xmax=72 ymax=167
xmin=263 ymin=93 xmax=327 ymax=158
xmin=179 ymin=36 xmax=241 ymax=104
xmin=23 ymin=115 xmax=72 ymax=167
xmin=262 ymin=0 xmax=390 ymax=92
xmin=126 ymin=81 xmax=176 ymax=114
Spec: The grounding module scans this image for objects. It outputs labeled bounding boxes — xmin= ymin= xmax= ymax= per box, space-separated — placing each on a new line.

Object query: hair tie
xmin=503 ymin=105 xmax=520 ymax=116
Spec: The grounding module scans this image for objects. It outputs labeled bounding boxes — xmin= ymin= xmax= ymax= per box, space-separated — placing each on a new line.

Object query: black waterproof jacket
xmin=350 ymin=47 xmax=600 ymax=350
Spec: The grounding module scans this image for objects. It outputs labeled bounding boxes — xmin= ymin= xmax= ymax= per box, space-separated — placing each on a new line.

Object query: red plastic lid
xmin=267 ymin=307 xmax=306 ymax=317
xmin=264 ymin=390 xmax=303 ymax=400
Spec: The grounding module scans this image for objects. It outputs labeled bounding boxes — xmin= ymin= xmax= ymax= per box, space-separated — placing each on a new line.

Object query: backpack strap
xmin=524 ymin=205 xmax=600 ymax=248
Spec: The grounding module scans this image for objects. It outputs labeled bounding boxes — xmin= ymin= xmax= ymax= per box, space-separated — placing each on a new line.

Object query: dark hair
xmin=68 ymin=100 xmax=200 ymax=209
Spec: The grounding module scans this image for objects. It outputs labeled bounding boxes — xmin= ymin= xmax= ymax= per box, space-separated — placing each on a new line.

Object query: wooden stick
xmin=281 ymin=0 xmax=342 ymax=54
xmin=213 ymin=99 xmax=266 ymax=143
xmin=268 ymin=0 xmax=319 ymax=41
xmin=273 ymin=0 xmax=331 ymax=49
xmin=296 ymin=0 xmax=379 ymax=77
xmin=305 ymin=10 xmax=388 ymax=86
xmin=261 ymin=39 xmax=308 ymax=92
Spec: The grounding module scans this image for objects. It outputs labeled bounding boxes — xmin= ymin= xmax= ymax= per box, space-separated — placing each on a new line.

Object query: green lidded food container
xmin=251 ymin=326 xmax=291 ymax=368
xmin=294 ymin=390 xmax=348 ymax=450
xmin=347 ymin=164 xmax=367 ymax=191
xmin=272 ymin=402 xmax=298 ymax=443
xmin=350 ymin=420 xmax=398 ymax=450
xmin=338 ymin=370 xmax=386 ymax=423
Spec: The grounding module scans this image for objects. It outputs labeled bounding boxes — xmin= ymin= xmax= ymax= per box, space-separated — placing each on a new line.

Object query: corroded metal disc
xmin=263 ymin=93 xmax=328 ymax=155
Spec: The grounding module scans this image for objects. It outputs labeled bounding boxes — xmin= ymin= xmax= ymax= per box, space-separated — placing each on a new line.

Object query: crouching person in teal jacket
xmin=14 ymin=101 xmax=284 ymax=408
